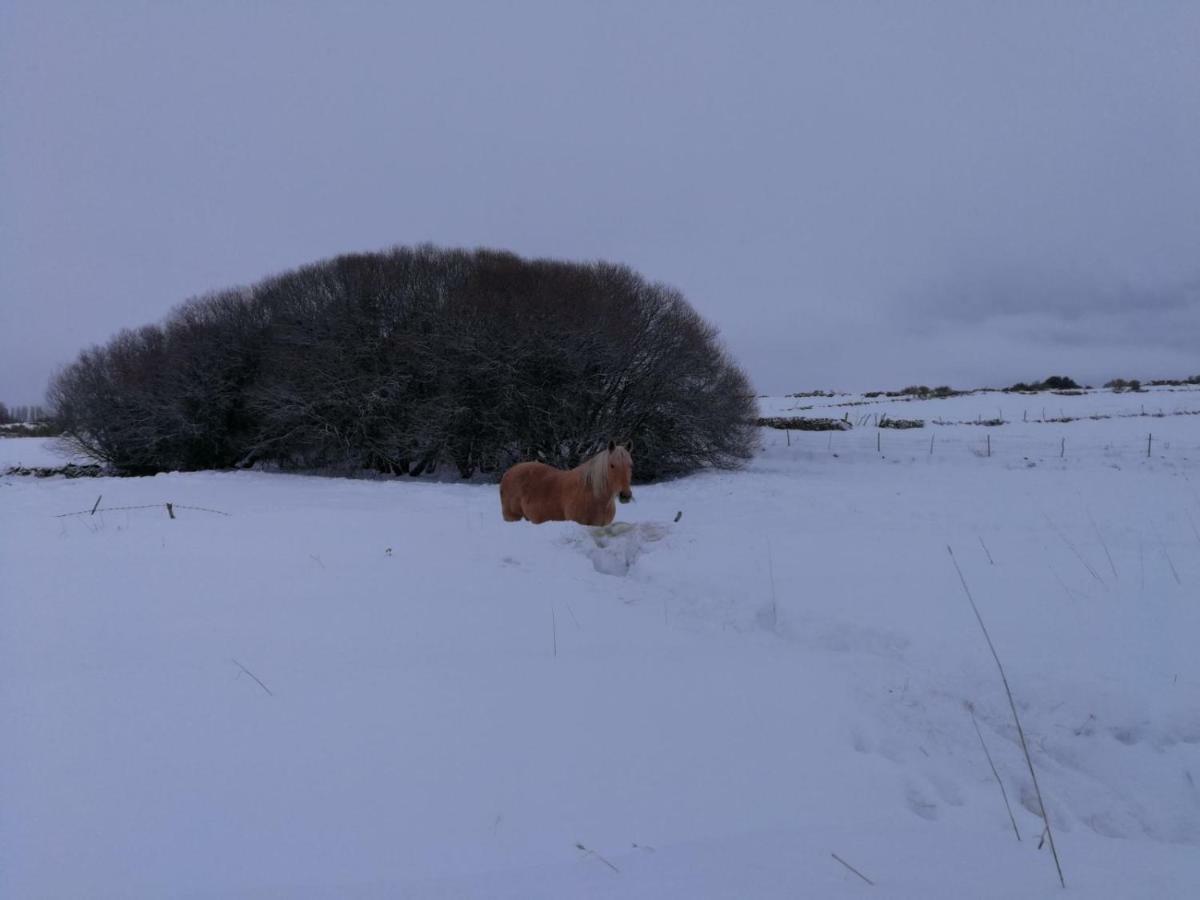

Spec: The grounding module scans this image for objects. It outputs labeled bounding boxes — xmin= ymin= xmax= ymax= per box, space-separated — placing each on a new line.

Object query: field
xmin=3 ymin=386 xmax=1199 ymax=898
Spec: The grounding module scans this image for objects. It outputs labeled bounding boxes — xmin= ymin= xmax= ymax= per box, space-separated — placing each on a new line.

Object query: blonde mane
xmin=581 ymin=445 xmax=631 ymax=498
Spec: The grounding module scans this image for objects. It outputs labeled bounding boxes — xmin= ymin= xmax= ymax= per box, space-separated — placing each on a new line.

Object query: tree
xmin=50 ymin=245 xmax=757 ymax=478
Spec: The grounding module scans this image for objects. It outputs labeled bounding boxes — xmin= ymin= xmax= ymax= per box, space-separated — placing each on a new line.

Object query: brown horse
xmin=500 ymin=441 xmax=633 ymax=526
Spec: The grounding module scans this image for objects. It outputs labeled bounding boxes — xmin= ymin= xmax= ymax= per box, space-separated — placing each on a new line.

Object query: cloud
xmin=910 ymin=267 xmax=1200 ymax=352
xmin=3 ymin=3 xmax=1199 ymax=401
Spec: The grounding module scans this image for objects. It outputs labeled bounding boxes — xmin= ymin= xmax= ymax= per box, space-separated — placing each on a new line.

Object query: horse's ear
xmin=624 ymin=438 xmax=634 ymax=453
xmin=607 ymin=439 xmax=615 ymax=453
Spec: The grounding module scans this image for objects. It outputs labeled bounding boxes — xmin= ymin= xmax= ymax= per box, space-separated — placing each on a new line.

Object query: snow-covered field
xmin=3 ymin=386 xmax=1199 ymax=898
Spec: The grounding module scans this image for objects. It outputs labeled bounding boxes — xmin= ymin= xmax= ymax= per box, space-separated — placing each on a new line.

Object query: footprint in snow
xmin=905 ymin=783 xmax=940 ymax=821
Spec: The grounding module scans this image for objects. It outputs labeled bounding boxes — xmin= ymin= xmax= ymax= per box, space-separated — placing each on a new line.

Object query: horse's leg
xmin=500 ymin=473 xmax=526 ymax=521
xmin=525 ymin=493 xmax=547 ymax=523
xmin=569 ymin=493 xmax=611 ymax=527
xmin=562 ymin=473 xmax=590 ymax=525
xmin=502 ymin=492 xmax=523 ymax=521
xmin=524 ymin=468 xmax=555 ymax=524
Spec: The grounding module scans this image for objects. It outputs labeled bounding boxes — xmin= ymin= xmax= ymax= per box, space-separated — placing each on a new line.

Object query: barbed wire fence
xmin=55 ymin=500 xmax=231 ymax=519
xmin=765 ymin=421 xmax=1194 ymax=465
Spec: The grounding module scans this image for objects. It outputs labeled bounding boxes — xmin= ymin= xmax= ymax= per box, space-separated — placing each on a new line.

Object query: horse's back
xmin=500 ymin=461 xmax=565 ymax=522
xmin=502 ymin=461 xmax=556 ymax=491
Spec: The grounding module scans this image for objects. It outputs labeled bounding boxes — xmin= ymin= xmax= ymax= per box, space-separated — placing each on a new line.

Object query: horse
xmin=500 ymin=441 xmax=633 ymax=526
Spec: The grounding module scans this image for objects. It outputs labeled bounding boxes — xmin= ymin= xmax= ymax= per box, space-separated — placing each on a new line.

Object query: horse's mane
xmin=581 ymin=445 xmax=631 ymax=498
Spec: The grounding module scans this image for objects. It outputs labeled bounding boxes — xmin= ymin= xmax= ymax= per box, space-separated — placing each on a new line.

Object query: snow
xmin=3 ymin=386 xmax=1199 ymax=898
xmin=0 ymin=434 xmax=89 ymax=469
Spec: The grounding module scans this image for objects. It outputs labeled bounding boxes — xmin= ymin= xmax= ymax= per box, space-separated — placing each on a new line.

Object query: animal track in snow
xmin=905 ymin=782 xmax=940 ymax=820
xmin=807 ymin=620 xmax=910 ymax=659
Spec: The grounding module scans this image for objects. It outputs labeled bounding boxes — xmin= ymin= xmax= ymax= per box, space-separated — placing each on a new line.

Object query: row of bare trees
xmin=0 ymin=403 xmax=53 ymax=424
xmin=50 ymin=245 xmax=757 ymax=479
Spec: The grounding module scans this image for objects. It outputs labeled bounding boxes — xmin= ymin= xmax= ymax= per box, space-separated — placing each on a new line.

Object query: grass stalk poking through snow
xmin=948 ymin=546 xmax=1065 ymax=888
xmin=231 ymin=658 xmax=273 ymax=697
xmin=830 ymin=852 xmax=874 ymax=885
xmin=765 ymin=537 xmax=779 ymax=632
xmin=1152 ymin=523 xmax=1181 ymax=585
xmin=1187 ymin=510 xmax=1200 ymax=549
xmin=1043 ymin=513 xmax=1104 ymax=587
xmin=575 ymin=842 xmax=620 ymax=873
xmin=967 ymin=703 xmax=1021 ymax=842
xmin=1087 ymin=510 xmax=1118 ymax=581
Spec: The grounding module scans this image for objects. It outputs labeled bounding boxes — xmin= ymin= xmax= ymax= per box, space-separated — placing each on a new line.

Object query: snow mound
xmin=566 ymin=520 xmax=670 ymax=575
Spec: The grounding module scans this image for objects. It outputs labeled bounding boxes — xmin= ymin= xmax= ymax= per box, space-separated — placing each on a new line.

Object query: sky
xmin=2 ymin=1 xmax=1198 ymax=405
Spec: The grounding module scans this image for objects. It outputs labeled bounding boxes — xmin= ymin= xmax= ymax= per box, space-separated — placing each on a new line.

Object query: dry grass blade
xmin=575 ymin=842 xmax=620 ymax=873
xmin=1087 ymin=510 xmax=1118 ymax=581
xmin=968 ymin=704 xmax=1021 ymax=841
xmin=948 ymin=546 xmax=1064 ymax=888
xmin=1187 ymin=511 xmax=1200 ymax=549
xmin=1042 ymin=513 xmax=1104 ymax=587
xmin=830 ymin=852 xmax=874 ymax=885
xmin=1152 ymin=523 xmax=1181 ymax=585
xmin=231 ymin=658 xmax=274 ymax=696
xmin=765 ymin=537 xmax=778 ymax=631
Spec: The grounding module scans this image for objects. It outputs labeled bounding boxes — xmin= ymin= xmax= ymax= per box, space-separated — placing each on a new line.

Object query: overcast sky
xmin=3 ymin=1 xmax=1198 ymax=404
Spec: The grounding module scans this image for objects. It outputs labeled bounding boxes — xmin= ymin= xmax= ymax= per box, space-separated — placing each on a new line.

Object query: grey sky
xmin=3 ymin=1 xmax=1198 ymax=405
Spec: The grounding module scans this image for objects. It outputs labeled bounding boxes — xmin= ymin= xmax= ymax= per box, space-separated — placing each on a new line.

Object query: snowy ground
xmin=3 ymin=386 xmax=1199 ymax=898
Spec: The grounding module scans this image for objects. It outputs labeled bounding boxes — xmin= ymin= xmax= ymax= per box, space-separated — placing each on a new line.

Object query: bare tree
xmin=50 ymin=245 xmax=757 ymax=478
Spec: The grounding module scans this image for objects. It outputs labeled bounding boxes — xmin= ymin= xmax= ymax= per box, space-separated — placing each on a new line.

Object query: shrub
xmin=756 ymin=416 xmax=850 ymax=431
xmin=1042 ymin=376 xmax=1080 ymax=390
xmin=1006 ymin=375 xmax=1080 ymax=393
xmin=1149 ymin=375 xmax=1200 ymax=387
xmin=50 ymin=246 xmax=756 ymax=480
xmin=882 ymin=385 xmax=962 ymax=399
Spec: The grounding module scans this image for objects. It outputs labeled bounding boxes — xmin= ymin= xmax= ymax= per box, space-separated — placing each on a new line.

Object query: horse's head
xmin=606 ymin=439 xmax=634 ymax=503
